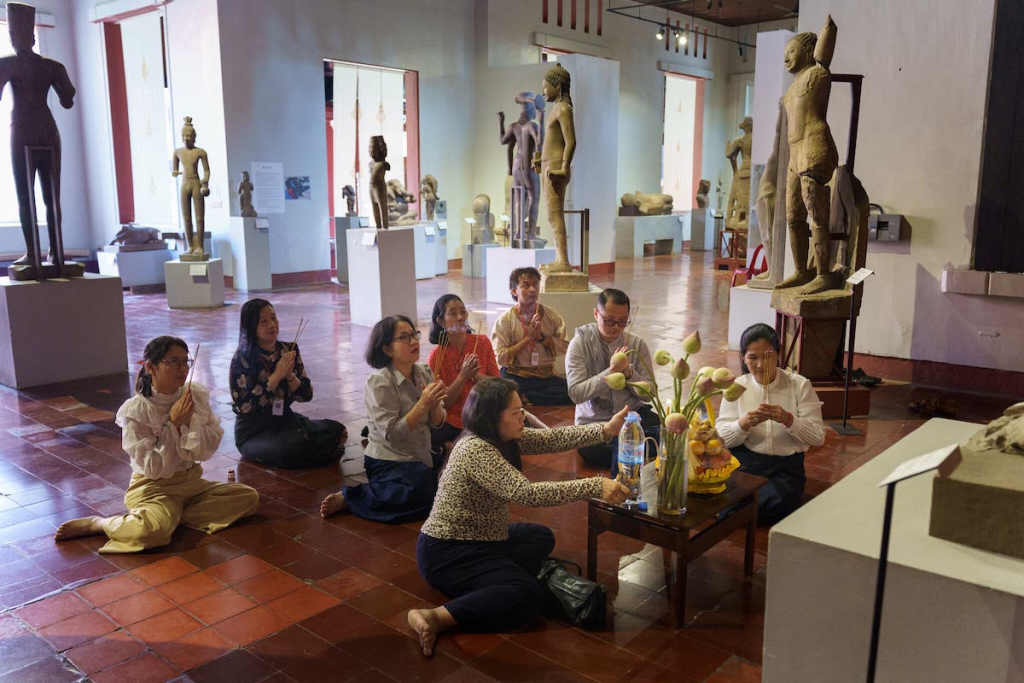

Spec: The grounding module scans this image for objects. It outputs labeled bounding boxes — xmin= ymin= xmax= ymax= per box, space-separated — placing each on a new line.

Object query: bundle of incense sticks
xmin=433 ymin=327 xmax=452 ymax=376
xmin=761 ymin=349 xmax=775 ymax=403
xmin=625 ymin=303 xmax=640 ymax=336
xmin=290 ymin=318 xmax=309 ymax=351
xmin=470 ymin=315 xmax=482 ymax=357
xmin=186 ymin=343 xmax=201 ymax=392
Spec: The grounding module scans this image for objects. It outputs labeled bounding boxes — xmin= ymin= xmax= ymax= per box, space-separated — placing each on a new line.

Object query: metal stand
xmin=866 ymin=483 xmax=895 ymax=683
xmin=831 ymin=283 xmax=862 ymax=435
xmin=564 ymin=208 xmax=590 ymax=274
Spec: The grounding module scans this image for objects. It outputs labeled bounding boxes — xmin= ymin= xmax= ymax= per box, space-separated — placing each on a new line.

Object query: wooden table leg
xmin=673 ymin=552 xmax=688 ymax=628
xmin=744 ymin=496 xmax=758 ymax=577
xmin=586 ymin=508 xmax=599 ymax=582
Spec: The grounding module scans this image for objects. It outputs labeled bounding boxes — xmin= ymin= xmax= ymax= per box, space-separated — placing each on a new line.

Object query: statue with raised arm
xmin=0 ymin=2 xmax=82 ymax=280
xmin=534 ymin=64 xmax=576 ymax=275
xmin=498 ymin=91 xmax=545 ymax=244
xmin=420 ymin=175 xmax=439 ymax=221
xmin=369 ymin=136 xmax=389 ymax=230
xmin=725 ymin=116 xmax=752 ymax=231
xmin=776 ymin=16 xmax=840 ymax=295
xmin=171 ymin=117 xmax=211 ymax=260
xmin=237 ymin=171 xmax=256 ymax=218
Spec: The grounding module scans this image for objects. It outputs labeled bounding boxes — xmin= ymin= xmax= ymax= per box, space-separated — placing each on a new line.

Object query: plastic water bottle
xmin=617 ymin=411 xmax=644 ymax=504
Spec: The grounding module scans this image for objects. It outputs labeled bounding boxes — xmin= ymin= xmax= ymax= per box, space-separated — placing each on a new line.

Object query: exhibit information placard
xmin=877 ymin=444 xmax=961 ymax=487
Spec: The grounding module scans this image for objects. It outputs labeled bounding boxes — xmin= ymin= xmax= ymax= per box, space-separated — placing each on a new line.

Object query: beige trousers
xmin=100 ymin=465 xmax=259 ymax=554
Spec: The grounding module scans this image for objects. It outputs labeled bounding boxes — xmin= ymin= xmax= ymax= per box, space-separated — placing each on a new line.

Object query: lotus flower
xmin=604 ymin=372 xmax=627 ymax=391
xmin=696 ymin=375 xmax=716 ymax=397
xmin=722 ymin=382 xmax=747 ymax=402
xmin=712 ymin=367 xmax=736 ymax=389
xmin=631 ymin=380 xmax=653 ymax=396
xmin=610 ymin=351 xmax=628 ymax=370
xmin=683 ymin=330 xmax=702 ymax=355
xmin=654 ymin=349 xmax=673 ymax=366
xmin=698 ymin=366 xmax=716 ymax=380
xmin=671 ymin=357 xmax=690 ymax=380
xmin=665 ymin=412 xmax=687 ymax=434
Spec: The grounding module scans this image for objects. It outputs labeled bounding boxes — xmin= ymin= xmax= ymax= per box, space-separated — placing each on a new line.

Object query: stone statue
xmin=965 ymin=403 xmax=1024 ymax=457
xmin=368 ymin=135 xmax=389 ymax=230
xmin=499 ymin=91 xmax=545 ymax=244
xmin=109 ymin=225 xmax=165 ymax=250
xmin=342 ymin=185 xmax=356 ymax=216
xmin=237 ymin=171 xmax=256 ymax=218
xmin=420 ymin=175 xmax=439 ymax=221
xmin=171 ymin=117 xmax=211 ymax=261
xmin=775 ymin=17 xmax=840 ymax=295
xmin=725 ymin=117 xmax=753 ymax=231
xmin=472 ymin=194 xmax=494 ymax=244
xmin=715 ymin=178 xmax=723 ymax=215
xmin=387 ymin=179 xmax=418 ymax=225
xmin=620 ymin=191 xmax=674 ymax=216
xmin=696 ymin=179 xmax=710 ymax=209
xmin=0 ymin=2 xmax=82 ymax=280
xmin=535 ymin=64 xmax=577 ymax=280
xmin=751 ymin=103 xmax=785 ymax=287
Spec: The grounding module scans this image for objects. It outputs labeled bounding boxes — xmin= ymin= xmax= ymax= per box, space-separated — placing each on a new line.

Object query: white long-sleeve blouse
xmin=717 ymin=370 xmax=826 ymax=456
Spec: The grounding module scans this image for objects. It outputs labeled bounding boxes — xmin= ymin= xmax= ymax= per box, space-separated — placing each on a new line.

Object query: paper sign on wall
xmin=361 ymin=232 xmax=377 ymax=246
xmin=251 ymin=162 xmax=285 ymax=215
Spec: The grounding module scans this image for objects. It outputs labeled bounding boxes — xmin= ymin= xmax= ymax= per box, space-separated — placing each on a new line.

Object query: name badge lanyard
xmin=516 ymin=306 xmax=540 ymax=366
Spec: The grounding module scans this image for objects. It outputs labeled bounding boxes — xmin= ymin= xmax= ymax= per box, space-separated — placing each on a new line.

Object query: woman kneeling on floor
xmin=320 ymin=315 xmax=448 ymax=523
xmin=407 ymin=377 xmax=630 ymax=656
xmin=55 ymin=336 xmax=259 ymax=553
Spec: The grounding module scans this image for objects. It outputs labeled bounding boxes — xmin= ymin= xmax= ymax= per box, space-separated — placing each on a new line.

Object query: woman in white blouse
xmin=55 ymin=336 xmax=259 ymax=552
xmin=717 ymin=324 xmax=826 ymax=525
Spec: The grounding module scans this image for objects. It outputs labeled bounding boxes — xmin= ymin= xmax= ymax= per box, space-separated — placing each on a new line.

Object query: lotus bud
xmin=604 ymin=372 xmax=627 ymax=391
xmin=682 ymin=330 xmax=702 ymax=355
xmin=653 ymin=349 xmax=673 ymax=366
xmin=722 ymin=382 xmax=747 ymax=402
xmin=631 ymin=380 xmax=653 ymax=396
xmin=611 ymin=351 xmax=628 ymax=370
xmin=696 ymin=376 xmax=716 ymax=397
xmin=712 ymin=367 xmax=736 ymax=389
xmin=665 ymin=412 xmax=687 ymax=434
xmin=671 ymin=357 xmax=690 ymax=380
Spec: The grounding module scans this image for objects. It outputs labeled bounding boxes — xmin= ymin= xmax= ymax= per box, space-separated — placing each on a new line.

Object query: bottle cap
xmin=637 ymin=501 xmax=649 ymax=511
xmin=626 ymin=411 xmax=640 ymax=422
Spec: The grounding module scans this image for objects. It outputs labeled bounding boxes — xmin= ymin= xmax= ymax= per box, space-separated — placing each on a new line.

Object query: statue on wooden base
xmin=725 ymin=116 xmax=752 ymax=231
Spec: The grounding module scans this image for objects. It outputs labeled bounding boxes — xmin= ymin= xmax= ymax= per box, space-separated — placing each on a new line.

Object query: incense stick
xmin=471 ymin=316 xmax=482 ymax=357
xmin=186 ymin=343 xmax=201 ymax=392
xmin=290 ymin=318 xmax=308 ymax=351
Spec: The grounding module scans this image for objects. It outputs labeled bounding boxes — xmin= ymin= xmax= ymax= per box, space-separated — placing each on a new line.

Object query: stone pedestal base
xmin=98 ymin=248 xmax=173 ymax=288
xmin=164 ymin=259 xmax=225 ymax=309
xmin=7 ymin=261 xmax=86 ymax=281
xmin=392 ymin=224 xmax=436 ymax=280
xmin=346 ymin=229 xmax=417 ymax=326
xmin=0 ymin=274 xmax=128 ymax=388
xmin=485 ymin=247 xmax=556 ymax=305
xmin=615 ymin=214 xmax=683 ymax=259
xmin=228 ymin=217 xmax=271 ymax=291
xmin=540 ymin=269 xmax=589 ymax=293
xmin=728 ymin=285 xmax=775 ymax=350
xmin=462 ymin=243 xmax=499 ymax=278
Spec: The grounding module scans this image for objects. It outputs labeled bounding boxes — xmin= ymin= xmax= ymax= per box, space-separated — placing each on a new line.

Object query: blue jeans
xmin=500 ymin=367 xmax=571 ymax=405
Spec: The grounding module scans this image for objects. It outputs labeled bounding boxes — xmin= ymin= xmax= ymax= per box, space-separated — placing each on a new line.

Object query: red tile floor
xmin=0 ymin=252 xmax=1014 ymax=682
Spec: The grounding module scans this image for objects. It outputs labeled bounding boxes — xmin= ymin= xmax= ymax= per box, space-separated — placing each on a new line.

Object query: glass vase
xmin=656 ymin=428 xmax=688 ymax=515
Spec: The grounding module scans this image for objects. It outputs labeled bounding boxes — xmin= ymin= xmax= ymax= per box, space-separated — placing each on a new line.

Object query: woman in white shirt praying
xmin=717 ymin=323 xmax=826 ymax=525
xmin=55 ymin=336 xmax=259 ymax=553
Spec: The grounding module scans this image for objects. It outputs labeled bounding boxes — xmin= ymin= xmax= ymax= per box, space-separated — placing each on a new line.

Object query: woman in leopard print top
xmin=409 ymin=377 xmax=630 ymax=656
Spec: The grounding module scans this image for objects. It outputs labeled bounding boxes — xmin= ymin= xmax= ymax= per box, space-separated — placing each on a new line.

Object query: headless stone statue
xmin=696 ymin=179 xmax=711 ymax=209
xmin=342 ymin=185 xmax=356 ymax=216
xmin=387 ymin=179 xmax=418 ymax=225
xmin=171 ymin=117 xmax=211 ymax=261
xmin=420 ymin=175 xmax=439 ymax=221
xmin=725 ymin=117 xmax=753 ymax=231
xmin=776 ymin=17 xmax=840 ymax=295
xmin=369 ymin=136 xmax=389 ymax=230
xmin=237 ymin=171 xmax=256 ymax=218
xmin=0 ymin=2 xmax=83 ymax=280
xmin=498 ymin=92 xmax=545 ymax=244
xmin=472 ymin=194 xmax=494 ymax=244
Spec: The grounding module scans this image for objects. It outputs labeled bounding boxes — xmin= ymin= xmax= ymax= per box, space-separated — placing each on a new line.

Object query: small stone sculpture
xmin=696 ymin=179 xmax=710 ymax=209
xmin=620 ymin=191 xmax=674 ymax=216
xmin=472 ymin=194 xmax=495 ymax=244
xmin=1 ymin=2 xmax=82 ymax=280
xmin=725 ymin=117 xmax=752 ymax=231
xmin=109 ymin=225 xmax=165 ymax=251
xmin=368 ymin=136 xmax=389 ymax=230
xmin=387 ymin=179 xmax=418 ymax=225
xmin=420 ymin=175 xmax=439 ymax=221
xmin=237 ymin=171 xmax=257 ymax=218
xmin=342 ymin=185 xmax=356 ymax=216
xmin=499 ymin=92 xmax=545 ymax=244
xmin=171 ymin=117 xmax=211 ymax=261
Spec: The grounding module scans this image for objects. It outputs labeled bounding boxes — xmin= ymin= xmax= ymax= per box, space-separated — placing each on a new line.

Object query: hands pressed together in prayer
xmin=740 ymin=403 xmax=793 ymax=431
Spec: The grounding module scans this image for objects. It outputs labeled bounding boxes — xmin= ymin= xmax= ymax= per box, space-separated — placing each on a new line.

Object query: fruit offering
xmin=689 ymin=418 xmax=732 ymax=474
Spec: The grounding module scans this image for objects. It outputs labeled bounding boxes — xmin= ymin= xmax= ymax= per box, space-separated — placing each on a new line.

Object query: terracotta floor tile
xmin=77 ymin=573 xmax=147 ymax=606
xmin=100 ymin=589 xmax=175 ymax=626
xmin=205 ymin=554 xmax=275 ymax=585
xmin=236 ymin=568 xmax=305 ymax=604
xmin=470 ymin=640 xmax=594 ymax=683
xmin=336 ymin=623 xmax=462 ymax=683
xmin=64 ymin=629 xmax=146 ymax=675
xmin=15 ymin=590 xmax=90 ymax=628
xmin=156 ymin=571 xmax=225 ymax=604
xmin=281 ymin=643 xmax=372 ymax=683
xmin=346 ymin=584 xmax=421 ymax=622
xmin=187 ymin=649 xmax=276 ymax=683
xmin=158 ymin=626 xmax=236 ymax=672
xmin=0 ymin=654 xmax=83 ymax=682
xmin=281 ymin=551 xmax=348 ymax=582
xmin=212 ymin=605 xmax=293 ymax=646
xmin=315 ymin=566 xmax=384 ymax=601
xmin=705 ymin=656 xmax=763 ymax=683
xmin=126 ymin=608 xmax=203 ymax=647
xmin=91 ymin=652 xmax=180 ymax=683
xmin=0 ymin=632 xmax=56 ymax=676
xmin=265 ymin=585 xmax=340 ymax=623
xmin=129 ymin=556 xmax=199 ymax=587
xmin=184 ymin=588 xmax=258 ymax=625
xmin=37 ymin=609 xmax=118 ymax=651
xmin=510 ymin=622 xmax=643 ymax=683
xmin=246 ymin=624 xmax=331 ymax=670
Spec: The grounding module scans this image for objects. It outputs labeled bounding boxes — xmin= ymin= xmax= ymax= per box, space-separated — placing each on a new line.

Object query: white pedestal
xmin=538 ymin=284 xmax=602 ymax=377
xmin=764 ymin=419 xmax=1024 ymax=683
xmin=614 ymin=214 xmax=683 ymax=258
xmin=423 ymin=223 xmax=448 ymax=275
xmin=0 ymin=274 xmax=128 ymax=388
xmin=333 ymin=217 xmax=365 ymax=284
xmin=164 ymin=259 xmax=226 ymax=309
xmin=97 ymin=247 xmax=172 ymax=288
xmin=228 ymin=217 xmax=271 ymax=291
xmin=393 ymin=224 xmax=435 ymax=280
xmin=727 ymin=284 xmax=775 ymax=350
xmin=346 ymin=228 xmax=417 ymax=326
xmin=690 ymin=208 xmax=715 ymax=251
xmin=485 ymin=247 xmax=556 ymax=305
xmin=462 ymin=243 xmax=499 ymax=278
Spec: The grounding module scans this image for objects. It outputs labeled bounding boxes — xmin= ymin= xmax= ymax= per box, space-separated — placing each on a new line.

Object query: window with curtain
xmin=662 ymin=73 xmax=697 ymax=208
xmin=0 ymin=22 xmax=47 ymax=226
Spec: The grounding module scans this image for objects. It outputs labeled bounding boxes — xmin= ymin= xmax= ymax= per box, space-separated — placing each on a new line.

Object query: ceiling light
xmin=656 ymin=26 xmax=665 ymax=40
xmin=677 ymin=30 xmax=687 ymax=45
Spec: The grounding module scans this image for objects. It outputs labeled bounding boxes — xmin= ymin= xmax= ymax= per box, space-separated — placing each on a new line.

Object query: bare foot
xmin=774 ymin=269 xmax=814 ymax=290
xmin=320 ymin=492 xmax=347 ymax=519
xmin=797 ymin=274 xmax=834 ymax=295
xmin=408 ymin=608 xmax=440 ymax=657
xmin=54 ymin=517 xmax=105 ymax=541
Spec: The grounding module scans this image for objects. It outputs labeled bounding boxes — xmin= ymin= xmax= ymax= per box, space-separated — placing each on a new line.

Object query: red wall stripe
xmin=664 ymin=14 xmax=670 ymax=51
xmin=703 ymin=26 xmax=708 ymax=59
xmin=571 ymin=0 xmax=576 ymax=29
xmin=584 ymin=0 xmax=590 ymax=32
xmin=103 ymin=22 xmax=134 ymax=224
xmin=692 ymin=78 xmax=706 ymax=209
xmin=543 ymin=0 xmax=548 ymax=24
xmin=404 ymin=70 xmax=421 ymax=218
xmin=557 ymin=0 xmax=563 ymax=27
xmin=675 ymin=19 xmax=680 ymax=53
xmin=684 ymin=22 xmax=689 ymax=55
xmin=597 ymin=0 xmax=602 ymax=35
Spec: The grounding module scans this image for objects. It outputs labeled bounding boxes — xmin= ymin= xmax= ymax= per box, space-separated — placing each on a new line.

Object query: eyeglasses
xmin=597 ymin=312 xmax=632 ymax=328
xmin=158 ymin=357 xmax=194 ymax=370
xmin=393 ymin=331 xmax=422 ymax=345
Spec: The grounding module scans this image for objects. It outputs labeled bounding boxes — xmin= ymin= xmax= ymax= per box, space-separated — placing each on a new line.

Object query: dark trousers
xmin=500 ymin=368 xmax=571 ymax=406
xmin=578 ymin=404 xmax=661 ymax=477
xmin=430 ymin=421 xmax=462 ymax=455
xmin=731 ymin=444 xmax=805 ymax=526
xmin=235 ymin=412 xmax=345 ymax=470
xmin=417 ymin=522 xmax=554 ymax=632
xmin=343 ymin=454 xmax=441 ymax=524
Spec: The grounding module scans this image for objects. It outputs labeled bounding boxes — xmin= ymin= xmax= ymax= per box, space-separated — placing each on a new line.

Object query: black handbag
xmin=537 ymin=558 xmax=607 ymax=630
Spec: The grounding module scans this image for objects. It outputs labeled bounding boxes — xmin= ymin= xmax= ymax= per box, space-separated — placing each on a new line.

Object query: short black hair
xmin=136 ymin=336 xmax=189 ymax=397
xmin=460 ymin=377 xmax=523 ymax=470
xmin=739 ymin=323 xmax=781 ymax=373
xmin=597 ymin=288 xmax=630 ymax=310
xmin=508 ymin=267 xmax=541 ymax=301
xmin=365 ymin=315 xmax=416 ymax=369
xmin=429 ymin=294 xmax=473 ymax=345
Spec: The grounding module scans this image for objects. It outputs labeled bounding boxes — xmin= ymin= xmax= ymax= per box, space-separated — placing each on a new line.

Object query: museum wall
xmin=800 ymin=0 xmax=1024 ymax=372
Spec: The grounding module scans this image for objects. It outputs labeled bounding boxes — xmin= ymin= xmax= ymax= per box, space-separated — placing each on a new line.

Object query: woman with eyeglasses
xmin=407 ymin=377 xmax=631 ymax=657
xmin=320 ymin=315 xmax=448 ymax=523
xmin=54 ymin=336 xmax=259 ymax=552
xmin=230 ymin=298 xmax=346 ymax=469
xmin=717 ymin=323 xmax=826 ymax=525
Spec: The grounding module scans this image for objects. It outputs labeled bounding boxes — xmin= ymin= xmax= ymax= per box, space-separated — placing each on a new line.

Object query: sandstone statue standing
xmin=369 ymin=136 xmax=389 ymax=230
xmin=534 ymin=64 xmax=576 ymax=276
xmin=725 ymin=116 xmax=753 ymax=231
xmin=420 ymin=175 xmax=439 ymax=221
xmin=237 ymin=171 xmax=256 ymax=218
xmin=171 ymin=117 xmax=211 ymax=261
xmin=498 ymin=92 xmax=544 ymax=244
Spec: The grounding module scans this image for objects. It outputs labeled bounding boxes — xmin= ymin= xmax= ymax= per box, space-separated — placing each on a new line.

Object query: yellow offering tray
xmin=688 ymin=454 xmax=741 ymax=495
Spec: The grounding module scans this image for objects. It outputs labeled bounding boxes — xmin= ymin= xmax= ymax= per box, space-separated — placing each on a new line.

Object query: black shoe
xmin=360 ymin=425 xmax=369 ymax=438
